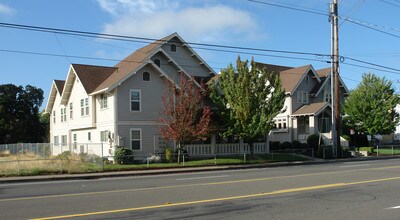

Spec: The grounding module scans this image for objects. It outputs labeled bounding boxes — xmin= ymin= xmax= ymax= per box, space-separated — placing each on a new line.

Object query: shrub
xmin=114 ymin=147 xmax=134 ymax=164
xmin=341 ymin=135 xmax=350 ymax=141
xmin=280 ymin=141 xmax=292 ymax=149
xmin=270 ymin=141 xmax=281 ymax=150
xmin=358 ymin=147 xmax=374 ymax=153
xmin=57 ymin=151 xmax=72 ymax=159
xmin=292 ymin=140 xmax=302 ymax=149
xmin=307 ymin=134 xmax=320 ymax=151
xmin=165 ymin=147 xmax=173 ymax=162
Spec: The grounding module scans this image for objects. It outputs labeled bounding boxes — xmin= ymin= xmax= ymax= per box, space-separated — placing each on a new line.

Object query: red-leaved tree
xmin=159 ymin=73 xmax=213 ymax=163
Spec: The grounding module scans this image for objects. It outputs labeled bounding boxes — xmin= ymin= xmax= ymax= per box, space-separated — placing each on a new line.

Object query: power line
xmin=1 ymin=21 xmax=400 ymax=74
xmin=379 ymin=0 xmax=400 ymax=7
xmin=247 ymin=0 xmax=327 ymax=16
xmin=0 ymin=22 xmax=328 ymax=57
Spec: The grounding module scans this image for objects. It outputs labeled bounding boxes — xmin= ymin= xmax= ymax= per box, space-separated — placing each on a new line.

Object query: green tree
xmin=343 ymin=73 xmax=400 ymax=139
xmin=0 ymin=84 xmax=45 ymax=144
xmin=210 ymin=57 xmax=286 ymax=154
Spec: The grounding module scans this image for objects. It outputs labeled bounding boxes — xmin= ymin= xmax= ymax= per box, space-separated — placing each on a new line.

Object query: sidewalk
xmin=1 ymin=155 xmax=399 ymax=184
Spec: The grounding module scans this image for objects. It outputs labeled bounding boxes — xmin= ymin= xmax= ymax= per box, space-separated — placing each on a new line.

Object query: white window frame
xmin=61 ymin=108 xmax=66 ymax=122
xmin=100 ymin=94 xmax=108 ymax=109
xmin=54 ymin=136 xmax=59 ymax=146
xmin=61 ymin=135 xmax=67 ymax=146
xmin=130 ymin=128 xmax=142 ymax=151
xmin=69 ymin=103 xmax=73 ymax=119
xmin=100 ymin=130 xmax=109 ymax=143
xmin=81 ymin=98 xmax=89 ymax=116
xmin=53 ymin=111 xmax=56 ymax=124
xmin=130 ymin=89 xmax=141 ymax=112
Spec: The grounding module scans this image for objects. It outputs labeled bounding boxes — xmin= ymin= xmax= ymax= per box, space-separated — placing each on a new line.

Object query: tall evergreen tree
xmin=343 ymin=73 xmax=400 ymax=139
xmin=210 ymin=57 xmax=285 ymax=154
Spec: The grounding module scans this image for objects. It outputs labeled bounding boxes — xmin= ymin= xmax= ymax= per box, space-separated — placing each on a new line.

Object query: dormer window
xmin=171 ymin=44 xmax=176 ymax=52
xmin=143 ymin=72 xmax=150 ymax=82
xmin=154 ymin=59 xmax=161 ymax=67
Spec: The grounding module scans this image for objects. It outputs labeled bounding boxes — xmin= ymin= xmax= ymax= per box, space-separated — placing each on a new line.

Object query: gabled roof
xmin=280 ymin=65 xmax=320 ymax=93
xmin=45 ymin=80 xmax=65 ymax=113
xmin=72 ymin=64 xmax=117 ymax=94
xmin=54 ymin=80 xmax=65 ymax=94
xmin=255 ymin=62 xmax=293 ymax=73
xmin=292 ymin=102 xmax=330 ymax=116
xmin=92 ymin=32 xmax=215 ymax=94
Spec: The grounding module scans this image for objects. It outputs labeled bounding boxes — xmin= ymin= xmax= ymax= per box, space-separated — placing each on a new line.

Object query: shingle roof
xmin=255 ymin=62 xmax=293 ymax=73
xmin=72 ymin=64 xmax=117 ymax=94
xmin=292 ymin=102 xmax=330 ymax=116
xmin=279 ymin=65 xmax=312 ymax=93
xmin=93 ymin=33 xmax=176 ymax=93
xmin=316 ymin=67 xmax=331 ymax=78
xmin=54 ymin=80 xmax=65 ymax=95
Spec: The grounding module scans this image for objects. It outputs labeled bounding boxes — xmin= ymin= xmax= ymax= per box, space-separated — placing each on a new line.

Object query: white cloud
xmin=97 ymin=0 xmax=176 ymax=15
xmin=97 ymin=0 xmax=262 ymax=43
xmin=0 ymin=3 xmax=14 ymax=15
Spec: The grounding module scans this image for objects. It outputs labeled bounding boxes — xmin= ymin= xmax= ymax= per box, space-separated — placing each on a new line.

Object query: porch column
xmin=309 ymin=116 xmax=315 ymax=134
xmin=293 ymin=117 xmax=298 ymax=140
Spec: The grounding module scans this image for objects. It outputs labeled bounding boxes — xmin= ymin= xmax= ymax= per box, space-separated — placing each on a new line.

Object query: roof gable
xmin=280 ymin=65 xmax=321 ymax=93
xmin=45 ymin=80 xmax=65 ymax=113
xmin=292 ymin=102 xmax=330 ymax=116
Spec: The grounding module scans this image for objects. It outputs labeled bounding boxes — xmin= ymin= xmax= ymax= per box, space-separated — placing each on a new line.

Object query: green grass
xmin=103 ymin=153 xmax=309 ymax=171
xmin=0 ymin=153 xmax=310 ymax=176
xmin=376 ymin=148 xmax=400 ymax=155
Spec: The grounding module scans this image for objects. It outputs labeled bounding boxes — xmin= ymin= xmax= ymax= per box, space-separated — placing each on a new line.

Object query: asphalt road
xmin=1 ymin=159 xmax=400 ymax=220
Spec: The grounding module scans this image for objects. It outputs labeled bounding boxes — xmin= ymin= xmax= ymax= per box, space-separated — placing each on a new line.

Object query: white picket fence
xmin=185 ymin=142 xmax=268 ymax=155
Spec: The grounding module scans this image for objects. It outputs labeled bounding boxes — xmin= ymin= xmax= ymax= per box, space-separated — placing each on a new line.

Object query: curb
xmin=1 ymin=156 xmax=399 ymax=184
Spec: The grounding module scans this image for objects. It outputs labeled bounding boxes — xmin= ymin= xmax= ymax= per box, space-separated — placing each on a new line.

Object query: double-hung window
xmin=100 ymin=94 xmax=108 ymax=109
xmin=100 ymin=130 xmax=109 ymax=142
xmin=130 ymin=129 xmax=141 ymax=150
xmin=61 ymin=108 xmax=66 ymax=122
xmin=130 ymin=90 xmax=141 ymax=112
xmin=69 ymin=103 xmax=73 ymax=119
xmin=297 ymin=91 xmax=309 ymax=103
xmin=81 ymin=98 xmax=89 ymax=116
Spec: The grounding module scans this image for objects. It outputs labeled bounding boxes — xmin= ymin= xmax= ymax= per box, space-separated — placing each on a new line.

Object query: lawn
xmin=375 ymin=148 xmax=400 ymax=155
xmin=0 ymin=153 xmax=309 ymax=176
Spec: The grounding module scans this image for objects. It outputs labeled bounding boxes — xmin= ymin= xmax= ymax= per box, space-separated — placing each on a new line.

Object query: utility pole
xmin=330 ymin=0 xmax=340 ymax=158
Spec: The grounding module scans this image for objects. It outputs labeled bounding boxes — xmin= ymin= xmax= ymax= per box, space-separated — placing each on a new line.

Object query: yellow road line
xmin=31 ymin=176 xmax=400 ymax=220
xmin=3 ymin=165 xmax=400 ymax=203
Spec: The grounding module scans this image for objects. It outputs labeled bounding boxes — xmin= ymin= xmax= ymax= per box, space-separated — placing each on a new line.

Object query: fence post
xmin=182 ymin=154 xmax=185 ymax=167
xmin=292 ymin=148 xmax=295 ymax=161
xmin=376 ymin=145 xmax=379 ymax=157
xmin=312 ymin=148 xmax=314 ymax=159
xmin=101 ymin=143 xmax=104 ymax=172
xmin=17 ymin=160 xmax=20 ymax=176
xmin=243 ymin=153 xmax=246 ymax=163
xmin=392 ymin=146 xmax=394 ymax=155
xmin=214 ymin=155 xmax=217 ymax=165
xmin=60 ymin=159 xmax=63 ymax=174
xmin=147 ymin=157 xmax=149 ymax=168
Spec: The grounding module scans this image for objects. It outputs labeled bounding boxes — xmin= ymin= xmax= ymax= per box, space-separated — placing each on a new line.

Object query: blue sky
xmin=1 ymin=0 xmax=400 ymax=110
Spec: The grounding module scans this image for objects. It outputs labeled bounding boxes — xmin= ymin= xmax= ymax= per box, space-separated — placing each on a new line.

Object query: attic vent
xmin=171 ymin=44 xmax=176 ymax=52
xmin=76 ymin=79 xmax=80 ymax=83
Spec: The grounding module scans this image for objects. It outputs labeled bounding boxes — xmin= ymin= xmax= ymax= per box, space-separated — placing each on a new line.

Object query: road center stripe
xmin=31 ymin=176 xmax=400 ymax=220
xmin=176 ymin=175 xmax=229 ymax=181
